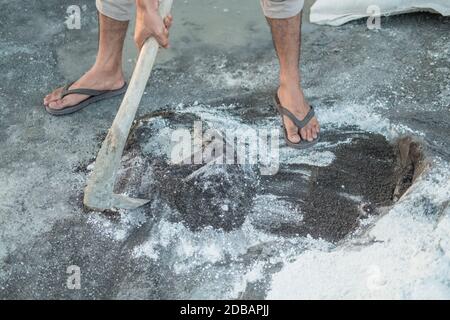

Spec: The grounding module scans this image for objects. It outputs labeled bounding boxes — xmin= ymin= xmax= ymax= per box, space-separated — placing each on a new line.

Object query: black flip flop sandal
xmin=45 ymin=82 xmax=128 ymax=116
xmin=273 ymin=93 xmax=320 ymax=149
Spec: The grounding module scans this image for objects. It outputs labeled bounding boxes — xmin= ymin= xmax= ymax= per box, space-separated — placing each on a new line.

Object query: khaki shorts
xmin=96 ymin=0 xmax=304 ymax=21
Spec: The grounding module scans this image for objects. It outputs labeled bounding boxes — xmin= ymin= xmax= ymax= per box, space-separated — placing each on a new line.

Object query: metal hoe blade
xmin=83 ymin=0 xmax=173 ymax=211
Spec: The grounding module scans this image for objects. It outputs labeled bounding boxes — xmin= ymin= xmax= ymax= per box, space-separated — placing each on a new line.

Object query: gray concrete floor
xmin=0 ymin=0 xmax=449 ymax=299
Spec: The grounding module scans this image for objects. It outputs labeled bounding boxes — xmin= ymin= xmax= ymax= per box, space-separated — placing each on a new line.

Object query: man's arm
xmin=135 ymin=0 xmax=173 ymax=50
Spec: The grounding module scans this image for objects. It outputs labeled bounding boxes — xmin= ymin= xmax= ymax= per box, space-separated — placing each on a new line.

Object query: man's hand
xmin=135 ymin=0 xmax=173 ymax=51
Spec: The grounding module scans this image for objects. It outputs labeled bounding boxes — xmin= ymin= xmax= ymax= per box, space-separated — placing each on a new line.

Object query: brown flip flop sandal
xmin=273 ymin=93 xmax=320 ymax=149
xmin=45 ymin=82 xmax=128 ymax=116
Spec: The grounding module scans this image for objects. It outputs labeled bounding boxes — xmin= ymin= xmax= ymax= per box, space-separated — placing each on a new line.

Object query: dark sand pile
xmin=114 ymin=98 xmax=425 ymax=243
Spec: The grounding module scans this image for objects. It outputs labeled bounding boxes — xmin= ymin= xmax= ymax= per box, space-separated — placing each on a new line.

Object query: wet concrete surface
xmin=0 ymin=0 xmax=448 ymax=299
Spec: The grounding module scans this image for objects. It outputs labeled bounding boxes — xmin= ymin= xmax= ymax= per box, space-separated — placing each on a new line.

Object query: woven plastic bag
xmin=310 ymin=0 xmax=450 ymax=26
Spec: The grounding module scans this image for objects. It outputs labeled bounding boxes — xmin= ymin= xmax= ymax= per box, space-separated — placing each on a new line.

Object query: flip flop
xmin=273 ymin=93 xmax=320 ymax=149
xmin=45 ymin=82 xmax=128 ymax=116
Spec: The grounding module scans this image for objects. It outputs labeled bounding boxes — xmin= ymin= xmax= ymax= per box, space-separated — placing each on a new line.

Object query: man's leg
xmin=44 ymin=13 xmax=128 ymax=110
xmin=262 ymin=0 xmax=320 ymax=143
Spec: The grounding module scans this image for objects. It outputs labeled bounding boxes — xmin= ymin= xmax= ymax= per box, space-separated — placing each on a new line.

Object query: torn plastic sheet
xmin=310 ymin=0 xmax=450 ymax=26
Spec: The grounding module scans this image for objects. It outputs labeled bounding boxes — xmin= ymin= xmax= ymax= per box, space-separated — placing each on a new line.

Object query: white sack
xmin=310 ymin=0 xmax=450 ymax=26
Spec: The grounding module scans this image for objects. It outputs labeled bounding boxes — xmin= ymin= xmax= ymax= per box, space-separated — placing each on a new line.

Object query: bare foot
xmin=277 ymin=85 xmax=320 ymax=143
xmin=43 ymin=67 xmax=125 ymax=110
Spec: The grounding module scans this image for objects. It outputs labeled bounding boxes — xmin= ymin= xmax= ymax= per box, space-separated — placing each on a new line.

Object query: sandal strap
xmin=275 ymin=94 xmax=315 ymax=129
xmin=61 ymin=83 xmax=110 ymax=99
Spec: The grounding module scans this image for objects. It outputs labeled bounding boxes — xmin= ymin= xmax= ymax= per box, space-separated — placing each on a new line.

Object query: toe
xmin=48 ymin=99 xmax=62 ymax=110
xmin=44 ymin=93 xmax=53 ymax=106
xmin=284 ymin=117 xmax=301 ymax=144
xmin=311 ymin=128 xmax=317 ymax=141
xmin=45 ymin=88 xmax=63 ymax=106
xmin=306 ymin=128 xmax=313 ymax=142
xmin=287 ymin=132 xmax=301 ymax=144
xmin=48 ymin=96 xmax=70 ymax=110
xmin=44 ymin=93 xmax=55 ymax=105
xmin=300 ymin=127 xmax=308 ymax=141
xmin=308 ymin=126 xmax=316 ymax=142
xmin=286 ymin=126 xmax=301 ymax=143
xmin=312 ymin=126 xmax=318 ymax=140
